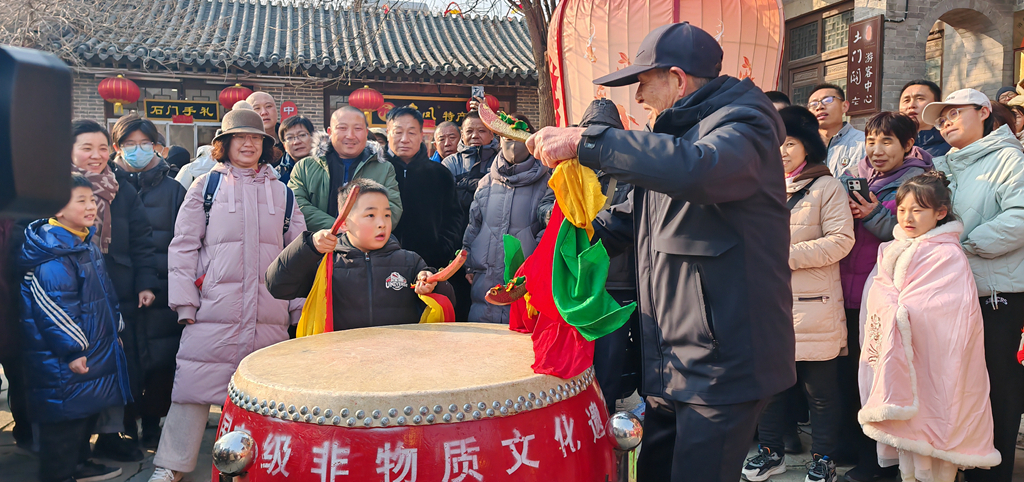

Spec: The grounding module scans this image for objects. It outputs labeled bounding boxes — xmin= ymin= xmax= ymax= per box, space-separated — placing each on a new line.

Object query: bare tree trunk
xmin=520 ymin=0 xmax=556 ymax=128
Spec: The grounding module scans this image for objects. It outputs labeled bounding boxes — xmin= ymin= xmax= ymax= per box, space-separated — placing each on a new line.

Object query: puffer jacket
xmin=288 ymin=135 xmax=402 ymax=232
xmin=787 ymin=165 xmax=854 ymax=361
xmin=167 ymin=162 xmax=306 ymax=405
xmin=464 ymin=153 xmax=550 ymax=323
xmin=18 ymin=220 xmax=130 ymax=422
xmin=112 ymin=160 xmax=186 ymax=372
xmin=443 ymin=137 xmax=500 ymax=217
xmin=934 ymin=125 xmax=1024 ymax=298
xmin=266 ymin=233 xmax=455 ymax=328
xmin=175 ymin=146 xmax=216 ymax=189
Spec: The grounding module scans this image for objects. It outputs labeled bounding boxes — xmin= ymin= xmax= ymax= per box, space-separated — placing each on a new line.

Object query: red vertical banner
xmin=846 ymin=16 xmax=884 ymax=117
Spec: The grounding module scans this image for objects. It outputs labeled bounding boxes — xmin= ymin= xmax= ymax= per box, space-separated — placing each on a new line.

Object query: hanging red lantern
xmin=97 ymin=75 xmax=140 ymax=115
xmin=467 ymin=94 xmax=499 ymax=113
xmin=219 ymin=83 xmax=254 ymax=110
xmin=348 ymin=86 xmax=385 ymax=113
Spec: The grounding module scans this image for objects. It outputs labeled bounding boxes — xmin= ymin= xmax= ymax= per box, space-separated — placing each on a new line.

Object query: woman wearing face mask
xmin=463 ymin=114 xmax=550 ymax=323
xmin=69 ymin=119 xmax=159 ymax=463
xmin=923 ymin=89 xmax=1024 ymax=482
xmin=109 ymin=114 xmax=188 ymax=450
xmin=837 ymin=112 xmax=933 ymax=482
xmin=150 ymin=109 xmax=305 ymax=482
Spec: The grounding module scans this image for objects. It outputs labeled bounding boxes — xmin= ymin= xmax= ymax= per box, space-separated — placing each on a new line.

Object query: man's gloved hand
xmin=527 ymin=127 xmax=586 ymax=169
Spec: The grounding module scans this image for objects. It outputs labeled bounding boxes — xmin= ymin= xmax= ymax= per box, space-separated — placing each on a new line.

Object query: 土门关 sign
xmin=846 ymin=16 xmax=884 ymax=117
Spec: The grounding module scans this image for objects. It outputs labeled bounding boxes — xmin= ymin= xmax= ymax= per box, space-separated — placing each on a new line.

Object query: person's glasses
xmin=284 ymin=132 xmax=310 ymax=143
xmin=236 ymin=134 xmax=264 ymax=144
xmin=807 ymin=96 xmax=839 ymax=110
xmin=935 ymin=106 xmax=981 ymax=127
xmin=121 ymin=141 xmax=154 ymax=150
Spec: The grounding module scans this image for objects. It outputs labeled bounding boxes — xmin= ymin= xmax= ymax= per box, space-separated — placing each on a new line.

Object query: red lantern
xmin=219 ymin=84 xmax=254 ymax=110
xmin=348 ymin=86 xmax=385 ymax=113
xmin=467 ymin=94 xmax=499 ymax=112
xmin=97 ymin=75 xmax=140 ymax=115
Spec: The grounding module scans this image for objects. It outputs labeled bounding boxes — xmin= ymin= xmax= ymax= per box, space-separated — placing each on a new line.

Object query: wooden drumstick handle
xmin=331 ymin=185 xmax=361 ymax=235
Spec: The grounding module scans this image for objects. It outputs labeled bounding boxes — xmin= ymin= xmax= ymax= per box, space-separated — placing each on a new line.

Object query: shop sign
xmin=367 ymin=94 xmax=475 ymax=127
xmin=846 ymin=16 xmax=884 ymax=117
xmin=144 ymin=99 xmax=220 ymax=121
xmin=281 ymin=101 xmax=298 ymax=120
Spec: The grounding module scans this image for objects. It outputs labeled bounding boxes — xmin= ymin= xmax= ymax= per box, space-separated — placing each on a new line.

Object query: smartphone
xmin=846 ymin=178 xmax=871 ymax=201
xmin=471 ymin=85 xmax=485 ymax=100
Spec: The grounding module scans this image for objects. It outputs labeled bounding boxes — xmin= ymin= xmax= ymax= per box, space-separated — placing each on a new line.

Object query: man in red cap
xmin=528 ymin=22 xmax=797 ymax=482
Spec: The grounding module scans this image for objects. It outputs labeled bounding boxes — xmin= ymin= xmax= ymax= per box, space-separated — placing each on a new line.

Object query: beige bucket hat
xmin=212 ymin=109 xmax=272 ymax=143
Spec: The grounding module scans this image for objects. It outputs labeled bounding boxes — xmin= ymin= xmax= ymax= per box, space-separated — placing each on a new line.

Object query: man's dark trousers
xmin=637 ymin=396 xmax=769 ymax=482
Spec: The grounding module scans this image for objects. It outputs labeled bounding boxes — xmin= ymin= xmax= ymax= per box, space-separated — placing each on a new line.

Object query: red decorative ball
xmin=349 ymin=86 xmax=385 ymax=112
xmin=467 ymin=94 xmax=499 ymax=112
xmin=219 ymin=84 xmax=254 ymax=110
xmin=97 ymin=75 xmax=140 ymax=114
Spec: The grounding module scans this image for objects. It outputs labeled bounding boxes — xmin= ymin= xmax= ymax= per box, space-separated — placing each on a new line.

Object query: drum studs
xmin=472 ymin=411 xmax=482 ymax=420
xmin=363 ymin=417 xmax=373 ymax=427
xmin=557 ymin=384 xmax=563 ymax=392
xmin=528 ymin=392 xmax=536 ymax=400
xmin=288 ymin=405 xmax=296 ymax=414
xmin=269 ymin=400 xmax=276 ymax=408
xmin=341 ymin=409 xmax=349 ymax=418
xmin=413 ymin=415 xmax=422 ymax=424
xmin=388 ymin=408 xmax=398 ymax=417
xmin=324 ymin=409 xmax=332 ymax=418
xmin=536 ymin=399 xmax=544 ymax=408
xmin=244 ymin=395 xmax=250 ymax=403
xmin=524 ymin=401 xmax=532 ymax=409
xmin=355 ymin=410 xmax=365 ymax=419
xmin=555 ymin=393 xmax=562 ymax=401
xmin=505 ymin=399 xmax=513 ymax=407
xmin=433 ymin=405 xmax=442 ymax=414
xmin=426 ymin=414 xmax=435 ymax=423
xmin=300 ymin=406 xmax=308 ymax=415
xmin=292 ymin=413 xmax=301 ymax=422
xmin=262 ymin=407 xmax=269 ymax=416
xmin=404 ymin=406 xmax=413 ymax=416
xmin=486 ymin=409 xmax=495 ymax=417
xmin=514 ymin=403 xmax=523 ymax=411
xmin=517 ymin=396 xmax=526 ymax=403
xmin=304 ymin=414 xmax=312 ymax=423
xmin=271 ymin=409 xmax=278 ymax=417
xmin=455 ymin=413 xmax=464 ymax=421
xmin=332 ymin=416 xmax=342 ymax=425
xmin=280 ymin=412 xmax=289 ymax=420
xmin=260 ymin=400 xmax=267 ymax=408
xmin=492 ymin=401 xmax=501 ymax=409
xmin=346 ymin=418 xmax=356 ymax=427
xmin=463 ymin=404 xmax=472 ymax=412
xmin=448 ymin=404 xmax=458 ymax=413
xmin=442 ymin=414 xmax=452 ymax=422
xmin=278 ymin=403 xmax=285 ymax=412
xmin=372 ymin=410 xmax=382 ymax=419
xmin=397 ymin=416 xmax=406 ymax=425
xmin=477 ymin=402 xmax=486 ymax=410
xmin=500 ymin=407 xmax=509 ymax=416
xmin=549 ymin=389 xmax=556 ymax=396
xmin=420 ymin=407 xmax=429 ymax=415
xmin=316 ymin=417 xmax=325 ymax=425
xmin=380 ymin=417 xmax=389 ymax=426
xmin=312 ymin=406 xmax=320 ymax=416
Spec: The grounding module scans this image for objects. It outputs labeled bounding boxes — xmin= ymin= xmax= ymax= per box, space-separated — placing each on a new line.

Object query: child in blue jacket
xmin=19 ymin=173 xmax=131 ymax=482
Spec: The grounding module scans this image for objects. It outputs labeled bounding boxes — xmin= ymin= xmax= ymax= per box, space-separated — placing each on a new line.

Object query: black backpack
xmin=202 ymin=171 xmax=295 ymax=237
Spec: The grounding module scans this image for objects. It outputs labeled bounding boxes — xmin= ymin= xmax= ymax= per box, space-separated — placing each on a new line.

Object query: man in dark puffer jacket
xmin=265 ymin=178 xmax=455 ymax=328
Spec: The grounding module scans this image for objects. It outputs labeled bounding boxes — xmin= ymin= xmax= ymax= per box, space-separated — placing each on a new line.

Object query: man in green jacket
xmin=288 ymin=106 xmax=402 ymax=231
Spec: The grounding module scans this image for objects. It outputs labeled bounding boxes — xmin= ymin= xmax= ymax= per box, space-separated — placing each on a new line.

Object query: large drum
xmin=212 ymin=323 xmax=636 ymax=481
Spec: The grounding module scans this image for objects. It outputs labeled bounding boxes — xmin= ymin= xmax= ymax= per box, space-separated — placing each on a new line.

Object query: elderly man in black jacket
xmin=528 ymin=22 xmax=795 ymax=482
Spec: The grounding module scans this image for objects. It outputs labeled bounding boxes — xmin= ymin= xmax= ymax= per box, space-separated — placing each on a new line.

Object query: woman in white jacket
xmin=743 ymin=106 xmax=855 ymax=482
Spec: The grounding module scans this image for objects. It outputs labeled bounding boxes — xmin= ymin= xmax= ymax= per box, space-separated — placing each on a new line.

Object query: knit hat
xmin=779 ymin=106 xmax=827 ymax=165
xmin=997 ymin=86 xmax=1017 ymax=99
xmin=165 ymin=146 xmax=190 ymax=168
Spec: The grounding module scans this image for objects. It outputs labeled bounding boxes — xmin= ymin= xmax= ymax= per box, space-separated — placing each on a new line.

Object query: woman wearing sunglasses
xmin=925 ymin=88 xmax=1024 ymax=482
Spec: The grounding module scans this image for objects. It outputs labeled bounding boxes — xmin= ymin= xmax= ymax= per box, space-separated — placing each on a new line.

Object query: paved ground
xmin=3 ymin=369 xmax=1023 ymax=482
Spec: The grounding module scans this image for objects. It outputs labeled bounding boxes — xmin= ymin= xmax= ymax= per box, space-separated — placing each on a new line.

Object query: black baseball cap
xmin=594 ymin=22 xmax=724 ymax=87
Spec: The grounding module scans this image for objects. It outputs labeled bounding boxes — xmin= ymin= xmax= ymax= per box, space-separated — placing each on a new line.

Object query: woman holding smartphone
xmin=837 ymin=112 xmax=934 ymax=482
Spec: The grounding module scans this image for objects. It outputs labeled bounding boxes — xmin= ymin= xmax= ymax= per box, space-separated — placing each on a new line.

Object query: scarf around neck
xmin=858 ymin=146 xmax=933 ymax=192
xmin=72 ymin=164 xmax=118 ymax=253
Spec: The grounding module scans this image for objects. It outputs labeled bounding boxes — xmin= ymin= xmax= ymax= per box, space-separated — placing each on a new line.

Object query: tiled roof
xmin=74 ymin=0 xmax=537 ymax=80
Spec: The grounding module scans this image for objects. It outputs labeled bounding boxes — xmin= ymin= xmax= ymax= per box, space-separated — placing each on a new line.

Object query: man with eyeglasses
xmin=808 ymin=84 xmax=865 ymax=178
xmin=898 ymin=80 xmax=951 ymax=158
xmin=277 ymin=116 xmax=315 ymax=184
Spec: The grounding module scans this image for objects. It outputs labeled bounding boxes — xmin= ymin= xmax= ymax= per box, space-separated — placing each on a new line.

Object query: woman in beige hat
xmin=150 ymin=109 xmax=306 ymax=482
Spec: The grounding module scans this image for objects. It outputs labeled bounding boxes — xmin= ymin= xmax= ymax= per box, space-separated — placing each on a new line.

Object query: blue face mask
xmin=122 ymin=144 xmax=156 ymax=169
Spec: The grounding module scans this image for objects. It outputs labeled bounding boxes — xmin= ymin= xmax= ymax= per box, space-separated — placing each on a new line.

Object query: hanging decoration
xmin=218 ymin=84 xmax=253 ymax=110
xmin=348 ymin=85 xmax=385 ymax=114
xmin=467 ymin=94 xmax=500 ymax=113
xmin=97 ymin=75 xmax=140 ymax=115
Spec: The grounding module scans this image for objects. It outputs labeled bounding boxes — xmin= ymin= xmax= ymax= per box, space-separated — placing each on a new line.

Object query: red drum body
xmin=212 ymin=323 xmax=620 ymax=481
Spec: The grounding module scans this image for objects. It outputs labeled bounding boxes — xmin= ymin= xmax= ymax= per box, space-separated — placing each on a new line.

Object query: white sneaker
xmin=148 ymin=467 xmax=183 ymax=482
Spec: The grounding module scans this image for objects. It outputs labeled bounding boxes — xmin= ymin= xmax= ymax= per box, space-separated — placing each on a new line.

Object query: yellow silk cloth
xmin=296 ymin=253 xmax=332 ymax=337
xmin=548 ymin=159 xmax=606 ymax=239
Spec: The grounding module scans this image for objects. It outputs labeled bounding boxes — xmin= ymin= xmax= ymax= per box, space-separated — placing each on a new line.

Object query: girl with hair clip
xmin=858 ymin=171 xmax=999 ymax=482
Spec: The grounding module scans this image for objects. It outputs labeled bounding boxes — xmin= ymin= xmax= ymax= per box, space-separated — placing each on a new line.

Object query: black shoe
xmin=74 ymin=460 xmax=123 ymax=482
xmin=806 ymin=454 xmax=838 ymax=482
xmin=92 ymin=433 xmax=144 ymax=462
xmin=141 ymin=417 xmax=162 ymax=450
xmin=785 ymin=431 xmax=804 ymax=454
xmin=742 ymin=445 xmax=786 ymax=481
xmin=844 ymin=464 xmax=898 ymax=482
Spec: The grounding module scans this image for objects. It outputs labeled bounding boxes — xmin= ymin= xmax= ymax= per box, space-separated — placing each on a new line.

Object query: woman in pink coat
xmin=859 ymin=172 xmax=999 ymax=482
xmin=150 ymin=109 xmax=305 ymax=482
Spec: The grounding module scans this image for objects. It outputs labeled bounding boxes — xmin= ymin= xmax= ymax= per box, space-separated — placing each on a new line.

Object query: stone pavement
xmin=3 ymin=369 xmax=1023 ymax=482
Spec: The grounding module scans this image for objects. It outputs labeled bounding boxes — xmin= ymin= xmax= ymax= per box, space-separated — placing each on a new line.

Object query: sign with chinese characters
xmin=143 ymin=99 xmax=220 ymax=122
xmin=365 ymin=94 xmax=476 ymax=127
xmin=281 ymin=101 xmax=298 ymax=120
xmin=846 ymin=16 xmax=884 ymax=117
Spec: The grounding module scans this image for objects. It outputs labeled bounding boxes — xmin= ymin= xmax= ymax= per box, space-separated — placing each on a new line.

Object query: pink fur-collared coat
xmin=858 ymin=221 xmax=999 ymax=480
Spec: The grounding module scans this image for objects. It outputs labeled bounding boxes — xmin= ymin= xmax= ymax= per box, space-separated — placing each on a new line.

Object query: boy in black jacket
xmin=266 ymin=178 xmax=455 ymax=328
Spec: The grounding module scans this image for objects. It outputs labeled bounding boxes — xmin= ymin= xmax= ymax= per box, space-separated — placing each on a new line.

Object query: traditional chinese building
xmin=69 ymin=0 xmax=539 ymax=156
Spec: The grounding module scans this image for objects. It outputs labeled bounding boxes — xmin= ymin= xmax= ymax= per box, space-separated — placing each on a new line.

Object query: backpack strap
xmin=282 ymin=182 xmax=294 ymax=236
xmin=786 ymin=186 xmax=812 ymax=210
xmin=203 ymin=171 xmax=222 ymax=225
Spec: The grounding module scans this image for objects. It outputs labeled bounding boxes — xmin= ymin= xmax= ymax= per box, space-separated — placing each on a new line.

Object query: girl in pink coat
xmin=150 ymin=109 xmax=305 ymax=482
xmin=859 ymin=171 xmax=999 ymax=482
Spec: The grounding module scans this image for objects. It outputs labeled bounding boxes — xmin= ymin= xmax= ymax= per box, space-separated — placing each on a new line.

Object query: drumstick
xmin=330 ymin=185 xmax=361 ymax=235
